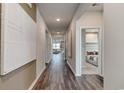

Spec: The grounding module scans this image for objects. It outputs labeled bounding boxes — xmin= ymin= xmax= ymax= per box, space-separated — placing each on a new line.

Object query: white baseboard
xmin=75 ymin=73 xmax=82 ymax=76
xmin=28 ymin=66 xmax=46 ymax=90
xmin=99 ymin=73 xmax=104 ymax=77
xmin=66 ymin=60 xmax=75 ymax=75
xmin=46 ymin=57 xmax=52 ymax=63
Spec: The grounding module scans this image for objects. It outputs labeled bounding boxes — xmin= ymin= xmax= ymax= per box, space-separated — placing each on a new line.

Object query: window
xmin=86 ymin=33 xmax=98 ymax=43
xmin=53 ymin=43 xmax=60 ymax=49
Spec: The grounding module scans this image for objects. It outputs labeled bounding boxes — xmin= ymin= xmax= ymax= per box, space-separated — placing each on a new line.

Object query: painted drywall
xmin=66 ymin=4 xmax=103 ymax=76
xmin=45 ymin=31 xmax=52 ymax=63
xmin=85 ymin=32 xmax=98 ymax=52
xmin=20 ymin=3 xmax=36 ymax=22
xmin=0 ymin=4 xmax=51 ymax=89
xmin=36 ymin=7 xmax=52 ymax=76
xmin=0 ymin=3 xmax=36 ymax=90
xmin=0 ymin=4 xmax=37 ymax=75
xmin=66 ymin=4 xmax=91 ymax=75
xmin=0 ymin=61 xmax=36 ymax=90
xmin=86 ymin=33 xmax=98 ymax=43
xmin=77 ymin=11 xmax=103 ymax=27
xmin=86 ymin=44 xmax=98 ymax=52
xmin=76 ymin=10 xmax=103 ymax=76
xmin=36 ymin=8 xmax=46 ymax=76
xmin=104 ymin=4 xmax=124 ymax=89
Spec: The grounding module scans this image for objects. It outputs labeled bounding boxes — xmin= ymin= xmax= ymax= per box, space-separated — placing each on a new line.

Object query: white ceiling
xmin=37 ymin=3 xmax=79 ymax=33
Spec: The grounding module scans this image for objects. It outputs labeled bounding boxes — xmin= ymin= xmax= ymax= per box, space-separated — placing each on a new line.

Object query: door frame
xmin=76 ymin=26 xmax=103 ymax=76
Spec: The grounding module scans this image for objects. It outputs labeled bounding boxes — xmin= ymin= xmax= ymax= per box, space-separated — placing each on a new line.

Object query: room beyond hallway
xmin=81 ymin=28 xmax=100 ymax=75
xmin=33 ymin=53 xmax=103 ymax=90
xmin=82 ymin=62 xmax=98 ymax=74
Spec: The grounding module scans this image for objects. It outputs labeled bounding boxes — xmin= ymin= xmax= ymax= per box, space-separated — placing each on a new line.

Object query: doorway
xmin=81 ymin=28 xmax=102 ymax=75
xmin=52 ymin=36 xmax=65 ymax=54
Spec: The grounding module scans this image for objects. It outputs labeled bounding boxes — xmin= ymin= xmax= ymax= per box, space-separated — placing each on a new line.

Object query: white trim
xmin=28 ymin=66 xmax=46 ymax=90
xmin=0 ymin=4 xmax=5 ymax=75
xmin=75 ymin=73 xmax=82 ymax=76
xmin=66 ymin=60 xmax=75 ymax=75
xmin=46 ymin=57 xmax=52 ymax=63
xmin=75 ymin=22 xmax=82 ymax=76
xmin=79 ymin=26 xmax=103 ymax=76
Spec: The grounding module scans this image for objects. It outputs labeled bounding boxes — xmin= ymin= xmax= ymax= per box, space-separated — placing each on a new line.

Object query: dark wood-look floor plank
xmin=33 ymin=53 xmax=103 ymax=90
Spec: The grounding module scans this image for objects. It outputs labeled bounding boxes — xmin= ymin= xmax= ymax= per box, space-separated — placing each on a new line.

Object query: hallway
xmin=1 ymin=3 xmax=124 ymax=90
xmin=33 ymin=53 xmax=103 ymax=90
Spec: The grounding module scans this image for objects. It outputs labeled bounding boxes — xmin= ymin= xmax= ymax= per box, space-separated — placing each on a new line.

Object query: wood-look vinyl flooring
xmin=33 ymin=53 xmax=103 ymax=90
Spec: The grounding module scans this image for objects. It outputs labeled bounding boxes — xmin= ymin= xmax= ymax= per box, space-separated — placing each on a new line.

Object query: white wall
xmin=86 ymin=32 xmax=98 ymax=43
xmin=45 ymin=31 xmax=52 ymax=63
xmin=76 ymin=11 xmax=103 ymax=76
xmin=104 ymin=4 xmax=124 ymax=89
xmin=77 ymin=11 xmax=103 ymax=28
xmin=66 ymin=4 xmax=91 ymax=75
xmin=85 ymin=32 xmax=99 ymax=52
xmin=0 ymin=4 xmax=36 ymax=90
xmin=0 ymin=4 xmax=37 ymax=75
xmin=66 ymin=4 xmax=103 ymax=76
xmin=86 ymin=43 xmax=98 ymax=52
xmin=36 ymin=8 xmax=47 ymax=76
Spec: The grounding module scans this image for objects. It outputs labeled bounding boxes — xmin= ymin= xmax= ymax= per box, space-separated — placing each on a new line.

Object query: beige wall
xmin=36 ymin=7 xmax=52 ymax=76
xmin=66 ymin=4 xmax=90 ymax=74
xmin=36 ymin=8 xmax=47 ymax=76
xmin=0 ymin=61 xmax=36 ymax=90
xmin=77 ymin=11 xmax=103 ymax=27
xmin=76 ymin=11 xmax=103 ymax=76
xmin=0 ymin=3 xmax=52 ymax=90
xmin=0 ymin=4 xmax=36 ymax=90
xmin=104 ymin=4 xmax=124 ymax=89
xmin=20 ymin=3 xmax=36 ymax=22
xmin=66 ymin=4 xmax=103 ymax=76
xmin=45 ymin=31 xmax=52 ymax=63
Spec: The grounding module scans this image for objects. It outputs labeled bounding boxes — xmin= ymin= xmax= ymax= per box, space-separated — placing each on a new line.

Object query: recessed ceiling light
xmin=56 ymin=18 xmax=60 ymax=22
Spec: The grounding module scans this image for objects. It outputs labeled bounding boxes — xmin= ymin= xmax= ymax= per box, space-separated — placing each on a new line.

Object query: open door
xmin=81 ymin=28 xmax=102 ymax=76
